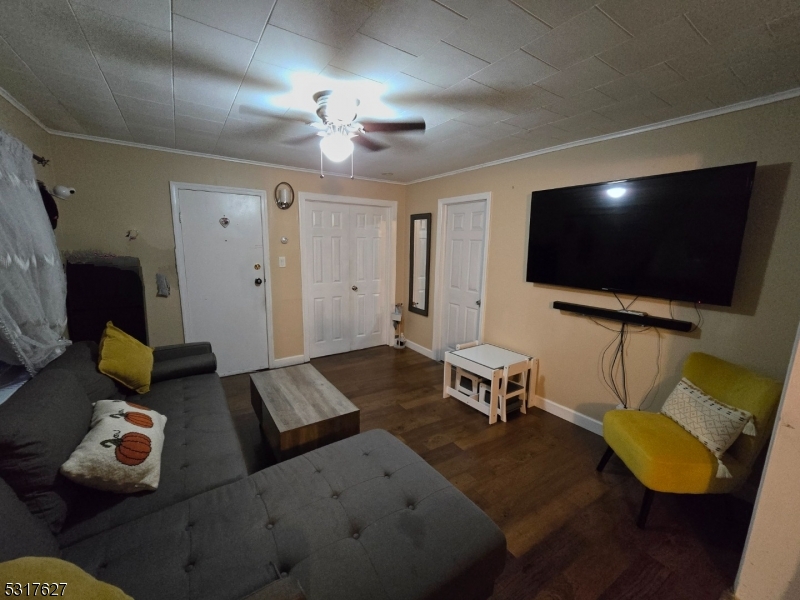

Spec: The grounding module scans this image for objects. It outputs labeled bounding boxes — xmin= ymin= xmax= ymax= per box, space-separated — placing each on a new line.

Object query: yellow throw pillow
xmin=98 ymin=322 xmax=153 ymax=394
xmin=0 ymin=557 xmax=132 ymax=600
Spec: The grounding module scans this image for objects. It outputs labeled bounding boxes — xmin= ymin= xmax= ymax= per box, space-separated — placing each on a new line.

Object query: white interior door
xmin=441 ymin=200 xmax=487 ymax=353
xmin=308 ymin=202 xmax=351 ymax=358
xmin=176 ymin=189 xmax=269 ymax=376
xmin=305 ymin=200 xmax=389 ymax=358
xmin=350 ymin=205 xmax=386 ymax=350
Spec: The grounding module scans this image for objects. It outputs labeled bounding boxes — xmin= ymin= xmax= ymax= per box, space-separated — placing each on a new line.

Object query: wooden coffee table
xmin=250 ymin=364 xmax=360 ymax=462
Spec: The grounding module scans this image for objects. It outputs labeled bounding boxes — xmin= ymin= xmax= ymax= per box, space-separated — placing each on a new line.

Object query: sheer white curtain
xmin=0 ymin=130 xmax=69 ymax=374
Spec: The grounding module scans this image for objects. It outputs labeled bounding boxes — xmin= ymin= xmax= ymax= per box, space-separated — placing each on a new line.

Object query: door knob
xmin=255 ymin=278 xmax=263 ymax=286
xmin=352 ymin=285 xmax=358 ymax=291
xmin=476 ymin=299 xmax=481 ymax=306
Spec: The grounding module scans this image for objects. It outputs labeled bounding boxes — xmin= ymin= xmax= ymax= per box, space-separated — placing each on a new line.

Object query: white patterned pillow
xmin=661 ymin=378 xmax=756 ymax=479
xmin=61 ymin=400 xmax=166 ymax=493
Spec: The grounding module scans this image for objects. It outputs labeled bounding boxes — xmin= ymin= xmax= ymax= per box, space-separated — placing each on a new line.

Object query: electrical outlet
xmin=279 ymin=256 xmax=286 ymax=268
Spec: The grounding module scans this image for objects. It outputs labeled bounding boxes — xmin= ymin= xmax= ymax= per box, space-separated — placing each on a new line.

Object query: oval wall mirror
xmin=275 ymin=182 xmax=295 ymax=209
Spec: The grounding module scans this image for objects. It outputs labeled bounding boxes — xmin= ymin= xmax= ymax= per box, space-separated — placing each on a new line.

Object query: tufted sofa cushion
xmin=0 ymin=477 xmax=61 ymax=562
xmin=57 ymin=373 xmax=248 ymax=546
xmin=62 ymin=429 xmax=506 ymax=600
xmin=40 ymin=341 xmax=122 ymax=401
xmin=0 ymin=370 xmax=92 ymax=533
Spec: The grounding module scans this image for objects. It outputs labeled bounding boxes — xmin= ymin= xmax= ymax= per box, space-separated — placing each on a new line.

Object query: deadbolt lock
xmin=254 ymin=264 xmax=261 ymax=270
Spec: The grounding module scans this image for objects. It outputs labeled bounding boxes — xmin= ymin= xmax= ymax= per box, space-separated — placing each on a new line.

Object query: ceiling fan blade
xmin=283 ymin=132 xmax=321 ymax=146
xmin=353 ymin=134 xmax=389 ymax=152
xmin=238 ymin=105 xmax=313 ymax=124
xmin=358 ymin=119 xmax=426 ymax=133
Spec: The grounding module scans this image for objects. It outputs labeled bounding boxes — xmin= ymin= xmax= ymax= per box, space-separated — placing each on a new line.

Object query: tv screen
xmin=526 ymin=162 xmax=756 ymax=306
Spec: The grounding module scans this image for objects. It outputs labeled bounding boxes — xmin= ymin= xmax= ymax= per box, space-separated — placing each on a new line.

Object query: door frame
xmin=298 ymin=192 xmax=398 ymax=362
xmin=169 ymin=181 xmax=275 ymax=371
xmin=431 ymin=192 xmax=492 ymax=361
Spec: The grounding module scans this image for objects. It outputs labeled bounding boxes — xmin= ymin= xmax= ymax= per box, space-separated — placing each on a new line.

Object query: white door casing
xmin=433 ymin=193 xmax=492 ymax=361
xmin=170 ymin=183 xmax=274 ymax=376
xmin=299 ymin=193 xmax=397 ymax=361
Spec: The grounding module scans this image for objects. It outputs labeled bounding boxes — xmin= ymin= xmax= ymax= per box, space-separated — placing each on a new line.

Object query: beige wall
xmin=735 ymin=324 xmax=800 ymax=600
xmin=0 ymin=96 xmax=407 ymax=357
xmin=48 ymin=136 xmax=407 ymax=355
xmin=3 ymin=90 xmax=799 ymax=412
xmin=405 ymin=97 xmax=800 ymax=419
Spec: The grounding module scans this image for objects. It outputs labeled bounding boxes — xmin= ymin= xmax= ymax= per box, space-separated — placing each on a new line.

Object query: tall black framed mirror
xmin=409 ymin=213 xmax=432 ymax=316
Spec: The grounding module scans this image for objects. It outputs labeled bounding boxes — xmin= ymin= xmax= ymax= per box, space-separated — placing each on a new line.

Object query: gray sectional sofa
xmin=0 ymin=342 xmax=506 ymax=600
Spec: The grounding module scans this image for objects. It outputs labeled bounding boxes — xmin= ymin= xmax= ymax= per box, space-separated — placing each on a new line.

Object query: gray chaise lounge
xmin=0 ymin=342 xmax=506 ymax=599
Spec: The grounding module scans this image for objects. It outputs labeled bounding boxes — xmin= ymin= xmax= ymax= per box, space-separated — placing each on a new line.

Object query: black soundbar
xmin=552 ymin=301 xmax=693 ymax=332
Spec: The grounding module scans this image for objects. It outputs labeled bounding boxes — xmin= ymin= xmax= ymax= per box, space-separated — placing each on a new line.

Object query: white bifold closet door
xmin=307 ymin=202 xmax=387 ymax=358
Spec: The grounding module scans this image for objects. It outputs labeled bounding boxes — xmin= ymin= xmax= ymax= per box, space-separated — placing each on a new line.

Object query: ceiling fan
xmin=290 ymin=90 xmax=426 ymax=170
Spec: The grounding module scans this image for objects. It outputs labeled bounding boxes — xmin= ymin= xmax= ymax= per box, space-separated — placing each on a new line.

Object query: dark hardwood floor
xmin=222 ymin=346 xmax=751 ymax=600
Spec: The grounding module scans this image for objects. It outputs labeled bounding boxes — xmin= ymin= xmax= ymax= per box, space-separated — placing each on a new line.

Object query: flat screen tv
xmin=526 ymin=162 xmax=756 ymax=306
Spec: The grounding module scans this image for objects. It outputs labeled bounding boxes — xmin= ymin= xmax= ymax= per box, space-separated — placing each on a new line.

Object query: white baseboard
xmin=405 ymin=339 xmax=436 ymax=360
xmin=531 ymin=395 xmax=604 ymax=436
xmin=271 ymin=354 xmax=307 ymax=369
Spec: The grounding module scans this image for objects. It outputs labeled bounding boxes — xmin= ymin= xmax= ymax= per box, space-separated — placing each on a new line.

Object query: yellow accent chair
xmin=597 ymin=352 xmax=783 ymax=528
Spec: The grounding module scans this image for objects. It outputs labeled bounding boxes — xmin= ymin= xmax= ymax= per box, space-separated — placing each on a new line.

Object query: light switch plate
xmin=279 ymin=256 xmax=286 ymax=268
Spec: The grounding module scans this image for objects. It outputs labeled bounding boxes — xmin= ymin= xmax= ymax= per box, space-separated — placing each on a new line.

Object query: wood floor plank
xmin=222 ymin=347 xmax=751 ymax=600
xmin=596 ymin=553 xmax=673 ymax=600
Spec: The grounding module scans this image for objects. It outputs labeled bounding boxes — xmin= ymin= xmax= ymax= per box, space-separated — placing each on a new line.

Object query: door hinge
xmin=178 ymin=211 xmax=182 ymax=224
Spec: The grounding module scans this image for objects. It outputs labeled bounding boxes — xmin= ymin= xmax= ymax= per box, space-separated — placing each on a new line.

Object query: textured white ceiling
xmin=1 ymin=0 xmax=798 ymax=182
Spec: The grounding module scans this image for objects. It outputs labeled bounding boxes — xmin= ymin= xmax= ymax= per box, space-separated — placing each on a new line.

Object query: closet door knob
xmin=352 ymin=285 xmax=358 ymax=291
xmin=255 ymin=278 xmax=263 ymax=286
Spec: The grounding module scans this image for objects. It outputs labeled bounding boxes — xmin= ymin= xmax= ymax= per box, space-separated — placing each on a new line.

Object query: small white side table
xmin=443 ymin=343 xmax=539 ymax=425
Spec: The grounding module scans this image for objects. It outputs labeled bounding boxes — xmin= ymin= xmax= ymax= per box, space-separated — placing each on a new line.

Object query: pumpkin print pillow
xmin=60 ymin=400 xmax=167 ymax=493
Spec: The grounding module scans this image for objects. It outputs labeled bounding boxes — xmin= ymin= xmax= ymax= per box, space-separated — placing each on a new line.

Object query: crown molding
xmin=406 ymin=87 xmax=800 ymax=185
xmin=46 ymin=130 xmax=404 ymax=185
xmin=0 ymin=85 xmax=401 ymax=185
xmin=3 ymin=83 xmax=799 ymax=186
xmin=0 ymin=86 xmax=51 ymax=133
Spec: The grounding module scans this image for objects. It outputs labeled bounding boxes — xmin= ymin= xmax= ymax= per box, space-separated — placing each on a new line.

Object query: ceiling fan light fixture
xmin=314 ymin=90 xmax=359 ymax=123
xmin=320 ymin=131 xmax=354 ymax=162
xmin=325 ymin=93 xmax=358 ymax=122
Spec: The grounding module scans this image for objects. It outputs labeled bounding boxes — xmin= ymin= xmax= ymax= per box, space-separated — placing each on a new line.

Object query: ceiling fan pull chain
xmin=350 ymin=150 xmax=354 ymax=179
xmin=320 ymin=144 xmax=324 ymax=179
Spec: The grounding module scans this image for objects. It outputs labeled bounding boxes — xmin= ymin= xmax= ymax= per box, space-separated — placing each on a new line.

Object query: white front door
xmin=441 ymin=200 xmax=487 ymax=353
xmin=176 ymin=189 xmax=269 ymax=376
xmin=305 ymin=201 xmax=389 ymax=358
